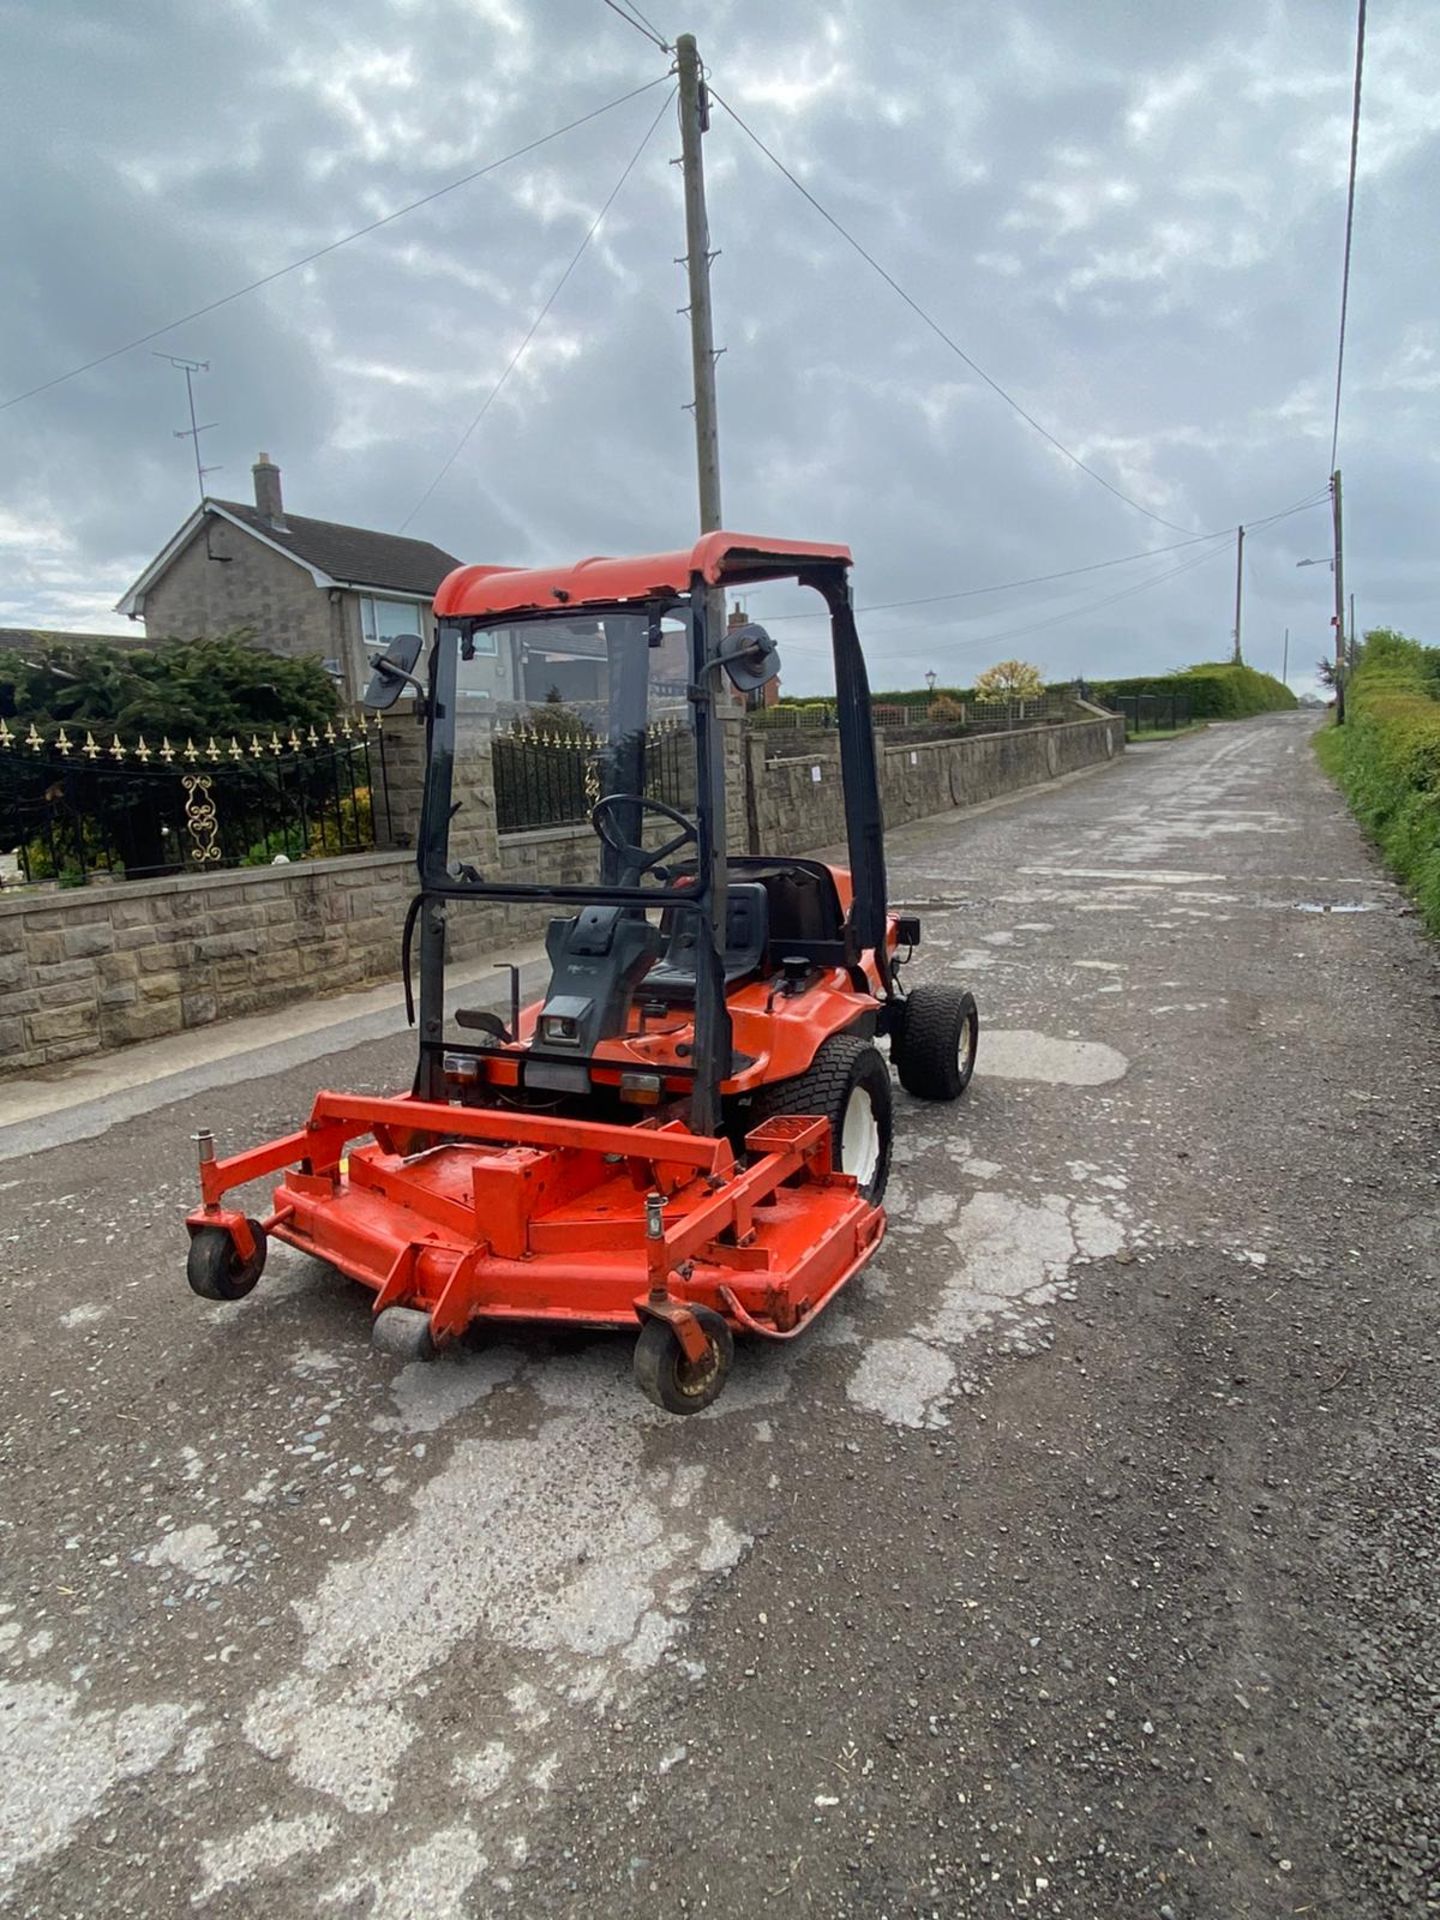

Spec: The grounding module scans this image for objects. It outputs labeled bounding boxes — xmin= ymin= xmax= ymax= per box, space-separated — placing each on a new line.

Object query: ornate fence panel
xmin=0 ymin=714 xmax=390 ymax=886
xmin=492 ymin=719 xmax=691 ymax=834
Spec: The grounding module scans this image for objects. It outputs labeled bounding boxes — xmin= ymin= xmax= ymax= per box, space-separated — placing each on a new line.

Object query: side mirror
xmin=718 ymin=620 xmax=780 ymax=693
xmin=362 ymin=632 xmax=424 ymax=710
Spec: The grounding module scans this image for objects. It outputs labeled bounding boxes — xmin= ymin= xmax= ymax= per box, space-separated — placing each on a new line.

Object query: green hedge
xmin=1316 ymin=629 xmax=1440 ymax=935
xmin=1090 ymin=662 xmax=1297 ymax=719
xmin=850 ymin=664 xmax=1296 ymax=718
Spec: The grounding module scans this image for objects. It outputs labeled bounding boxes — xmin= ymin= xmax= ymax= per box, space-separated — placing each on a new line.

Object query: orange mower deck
xmin=186 ymin=1091 xmax=884 ymax=1354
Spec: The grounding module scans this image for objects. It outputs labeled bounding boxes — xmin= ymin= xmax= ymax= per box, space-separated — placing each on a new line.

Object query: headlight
xmin=540 ymin=1014 xmax=580 ymax=1046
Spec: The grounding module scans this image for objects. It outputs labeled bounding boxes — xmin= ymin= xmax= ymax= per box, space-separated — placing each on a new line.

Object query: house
xmin=115 ymin=454 xmax=521 ymax=705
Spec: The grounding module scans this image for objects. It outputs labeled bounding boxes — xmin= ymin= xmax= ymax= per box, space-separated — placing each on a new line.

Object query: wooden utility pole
xmin=676 ymin=36 xmax=723 ymax=567
xmin=1231 ymin=524 xmax=1245 ymax=664
xmin=1332 ymin=468 xmax=1346 ymax=720
xmin=1281 ymin=626 xmax=1289 ymax=687
xmin=675 ymin=32 xmax=729 ymax=1131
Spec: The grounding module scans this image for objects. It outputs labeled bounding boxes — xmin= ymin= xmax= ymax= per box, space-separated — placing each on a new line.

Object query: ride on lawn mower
xmin=184 ymin=533 xmax=979 ymax=1412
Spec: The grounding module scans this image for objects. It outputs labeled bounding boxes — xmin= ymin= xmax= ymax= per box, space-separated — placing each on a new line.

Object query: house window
xmin=360 ymin=596 xmax=425 ymax=649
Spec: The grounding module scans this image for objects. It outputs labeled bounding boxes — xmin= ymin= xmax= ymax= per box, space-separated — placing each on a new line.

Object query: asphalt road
xmin=2 ymin=713 xmax=1437 ymax=1919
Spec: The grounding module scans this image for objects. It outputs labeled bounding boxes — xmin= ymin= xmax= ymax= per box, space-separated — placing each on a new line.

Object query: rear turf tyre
xmin=634 ymin=1306 xmax=733 ymax=1415
xmin=187 ymin=1221 xmax=267 ymax=1301
xmin=372 ymin=1306 xmax=437 ymax=1363
xmin=894 ymin=985 xmax=979 ymax=1101
xmin=749 ymin=1034 xmax=893 ymax=1205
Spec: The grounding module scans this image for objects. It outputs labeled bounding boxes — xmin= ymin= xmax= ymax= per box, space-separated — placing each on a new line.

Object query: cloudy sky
xmin=3 ymin=0 xmax=1436 ymax=695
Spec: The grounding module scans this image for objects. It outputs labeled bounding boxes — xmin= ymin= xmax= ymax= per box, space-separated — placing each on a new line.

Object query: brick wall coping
xmin=879 ymin=716 xmax=1109 ymax=759
xmin=497 ymin=823 xmax=594 ymax=849
xmin=0 ymin=849 xmax=414 ymax=921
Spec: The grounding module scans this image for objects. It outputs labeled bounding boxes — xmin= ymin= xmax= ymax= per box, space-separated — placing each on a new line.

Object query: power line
xmin=774 ymin=491 xmax=1330 ymax=660
xmin=970 ymin=540 xmax=1232 ymax=654
xmin=398 ymin=88 xmax=675 ymax=533
xmin=0 ymin=76 xmax=671 ymax=414
xmin=710 ymin=86 xmax=1202 ymax=539
xmin=760 ymin=490 xmax=1330 ymax=628
xmin=598 ymin=0 xmax=670 ymax=52
xmin=1330 ymin=0 xmax=1367 ymax=471
xmin=619 ymin=0 xmax=671 ymax=49
xmin=783 ymin=540 xmax=1235 ymax=660
xmin=763 ymin=531 xmax=1225 ymax=622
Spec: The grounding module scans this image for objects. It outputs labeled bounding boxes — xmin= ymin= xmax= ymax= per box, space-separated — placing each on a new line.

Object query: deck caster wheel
xmin=634 ymin=1306 xmax=733 ymax=1416
xmin=894 ymin=985 xmax=979 ymax=1101
xmin=372 ymin=1306 xmax=437 ymax=1363
xmin=187 ymin=1222 xmax=267 ymax=1301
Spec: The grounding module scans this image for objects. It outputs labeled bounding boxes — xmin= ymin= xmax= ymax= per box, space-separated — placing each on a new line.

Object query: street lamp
xmin=925 ymin=670 xmax=937 ymax=694
xmin=1296 ymin=557 xmax=1346 ymax=681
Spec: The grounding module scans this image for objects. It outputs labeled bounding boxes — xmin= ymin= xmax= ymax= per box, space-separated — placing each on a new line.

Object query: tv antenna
xmin=154 ymin=353 xmax=220 ymax=500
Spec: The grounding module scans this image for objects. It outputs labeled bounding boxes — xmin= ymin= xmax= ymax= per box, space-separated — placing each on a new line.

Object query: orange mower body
xmin=183 ymin=535 xmax=979 ymax=1412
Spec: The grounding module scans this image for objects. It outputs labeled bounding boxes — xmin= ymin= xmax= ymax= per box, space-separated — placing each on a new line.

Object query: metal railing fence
xmin=492 ymin=718 xmax=692 ymax=835
xmin=0 ymin=715 xmax=388 ymax=887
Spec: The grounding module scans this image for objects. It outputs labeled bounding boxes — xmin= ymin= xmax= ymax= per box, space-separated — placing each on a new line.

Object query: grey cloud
xmin=1 ymin=0 xmax=1434 ymax=695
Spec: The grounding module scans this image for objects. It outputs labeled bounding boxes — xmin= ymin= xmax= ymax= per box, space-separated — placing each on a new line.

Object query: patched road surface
xmin=2 ymin=713 xmax=1437 ymax=1918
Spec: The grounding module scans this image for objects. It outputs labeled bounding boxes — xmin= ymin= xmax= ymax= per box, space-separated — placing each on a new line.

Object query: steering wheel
xmin=591 ymin=795 xmax=699 ymax=882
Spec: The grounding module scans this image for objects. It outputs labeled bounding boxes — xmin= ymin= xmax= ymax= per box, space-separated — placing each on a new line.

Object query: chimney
xmin=252 ymin=452 xmax=285 ymax=528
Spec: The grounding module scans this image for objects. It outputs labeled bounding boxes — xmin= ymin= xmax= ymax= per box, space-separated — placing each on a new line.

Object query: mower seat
xmin=729 ymin=858 xmax=845 ymax=945
xmin=643 ymin=883 xmax=769 ymax=1004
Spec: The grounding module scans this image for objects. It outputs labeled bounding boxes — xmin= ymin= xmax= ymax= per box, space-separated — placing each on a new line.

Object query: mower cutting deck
xmin=185 ymin=533 xmax=978 ymax=1412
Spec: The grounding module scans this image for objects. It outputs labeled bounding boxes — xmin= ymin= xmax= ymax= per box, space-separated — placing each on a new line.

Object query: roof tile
xmin=213 ymin=501 xmax=463 ymax=597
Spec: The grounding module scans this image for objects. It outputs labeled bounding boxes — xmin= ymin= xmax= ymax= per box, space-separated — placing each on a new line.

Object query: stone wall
xmin=0 ymin=714 xmax=1121 ymax=1075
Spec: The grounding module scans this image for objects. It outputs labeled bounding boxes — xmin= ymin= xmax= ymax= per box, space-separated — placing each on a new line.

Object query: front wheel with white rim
xmin=747 ymin=1033 xmax=893 ymax=1206
xmin=893 ymin=984 xmax=979 ymax=1101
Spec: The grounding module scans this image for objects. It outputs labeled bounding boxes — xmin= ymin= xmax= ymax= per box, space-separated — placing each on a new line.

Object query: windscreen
xmin=451 ymin=605 xmax=701 ymax=891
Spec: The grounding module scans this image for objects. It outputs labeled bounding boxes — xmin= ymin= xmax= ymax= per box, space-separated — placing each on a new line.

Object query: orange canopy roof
xmin=432 ymin=532 xmax=852 ymax=620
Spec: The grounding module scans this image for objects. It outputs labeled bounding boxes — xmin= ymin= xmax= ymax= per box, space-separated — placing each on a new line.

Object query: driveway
xmin=1 ymin=713 xmax=1436 ymax=1918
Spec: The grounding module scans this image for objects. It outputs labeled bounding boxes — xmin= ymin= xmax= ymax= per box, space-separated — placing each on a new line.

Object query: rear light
xmin=619 ymin=1072 xmax=663 ymax=1107
xmin=442 ymin=1053 xmax=480 ymax=1084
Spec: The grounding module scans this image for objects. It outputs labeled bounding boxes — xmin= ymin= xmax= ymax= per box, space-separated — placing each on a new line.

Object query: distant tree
xmin=0 ymin=632 xmax=340 ymax=737
xmin=974 ymin=660 xmax=1046 ymax=701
